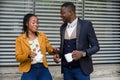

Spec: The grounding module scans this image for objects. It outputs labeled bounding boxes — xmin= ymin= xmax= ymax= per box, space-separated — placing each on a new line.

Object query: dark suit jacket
xmin=60 ymin=18 xmax=100 ymax=75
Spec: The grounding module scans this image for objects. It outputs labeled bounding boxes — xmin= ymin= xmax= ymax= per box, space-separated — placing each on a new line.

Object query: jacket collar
xmin=21 ymin=32 xmax=42 ymax=48
xmin=21 ymin=33 xmax=29 ymax=48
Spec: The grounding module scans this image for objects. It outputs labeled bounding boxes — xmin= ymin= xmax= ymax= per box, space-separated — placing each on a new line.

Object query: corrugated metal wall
xmin=0 ymin=0 xmax=120 ymax=66
xmin=0 ymin=0 xmax=34 ymax=66
xmin=84 ymin=0 xmax=120 ymax=63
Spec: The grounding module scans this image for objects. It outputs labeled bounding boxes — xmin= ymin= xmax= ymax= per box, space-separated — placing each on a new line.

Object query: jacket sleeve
xmin=43 ymin=33 xmax=55 ymax=55
xmin=86 ymin=21 xmax=100 ymax=57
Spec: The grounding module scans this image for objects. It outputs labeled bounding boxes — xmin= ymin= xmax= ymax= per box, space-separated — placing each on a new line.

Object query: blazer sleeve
xmin=43 ymin=33 xmax=54 ymax=55
xmin=86 ymin=21 xmax=100 ymax=56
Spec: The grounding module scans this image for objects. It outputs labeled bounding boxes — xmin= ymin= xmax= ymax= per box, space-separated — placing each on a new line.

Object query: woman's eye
xmin=32 ymin=22 xmax=35 ymax=24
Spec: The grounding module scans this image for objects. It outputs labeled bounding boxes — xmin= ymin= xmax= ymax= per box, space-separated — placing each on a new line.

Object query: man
xmin=54 ymin=2 xmax=100 ymax=80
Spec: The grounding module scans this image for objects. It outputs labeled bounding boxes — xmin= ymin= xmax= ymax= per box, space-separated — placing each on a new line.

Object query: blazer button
xmin=68 ymin=45 xmax=70 ymax=47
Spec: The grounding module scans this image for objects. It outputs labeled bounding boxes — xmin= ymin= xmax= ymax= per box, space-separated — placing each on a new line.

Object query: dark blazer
xmin=60 ymin=18 xmax=100 ymax=75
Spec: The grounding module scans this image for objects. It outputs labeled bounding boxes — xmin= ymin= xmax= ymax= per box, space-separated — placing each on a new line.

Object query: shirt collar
xmin=67 ymin=18 xmax=78 ymax=28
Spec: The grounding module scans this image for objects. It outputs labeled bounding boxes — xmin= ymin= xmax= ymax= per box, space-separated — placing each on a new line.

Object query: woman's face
xmin=27 ymin=16 xmax=39 ymax=33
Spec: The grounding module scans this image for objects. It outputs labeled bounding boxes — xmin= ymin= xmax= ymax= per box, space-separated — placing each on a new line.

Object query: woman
xmin=15 ymin=13 xmax=58 ymax=80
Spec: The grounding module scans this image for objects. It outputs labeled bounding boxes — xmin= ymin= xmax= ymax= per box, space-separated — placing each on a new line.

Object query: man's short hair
xmin=61 ymin=2 xmax=76 ymax=13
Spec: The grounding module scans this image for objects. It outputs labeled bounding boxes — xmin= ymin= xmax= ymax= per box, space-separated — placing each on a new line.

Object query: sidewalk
xmin=0 ymin=64 xmax=120 ymax=80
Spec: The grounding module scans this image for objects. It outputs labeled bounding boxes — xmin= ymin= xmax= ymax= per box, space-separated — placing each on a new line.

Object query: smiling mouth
xmin=34 ymin=27 xmax=38 ymax=30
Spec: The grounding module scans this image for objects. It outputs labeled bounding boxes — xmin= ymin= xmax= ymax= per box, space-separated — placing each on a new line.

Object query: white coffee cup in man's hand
xmin=64 ymin=53 xmax=73 ymax=62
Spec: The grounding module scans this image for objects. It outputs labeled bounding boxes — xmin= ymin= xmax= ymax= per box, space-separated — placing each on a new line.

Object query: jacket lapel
xmin=76 ymin=18 xmax=82 ymax=50
xmin=37 ymin=32 xmax=42 ymax=47
xmin=61 ymin=23 xmax=67 ymax=51
xmin=22 ymin=33 xmax=30 ymax=48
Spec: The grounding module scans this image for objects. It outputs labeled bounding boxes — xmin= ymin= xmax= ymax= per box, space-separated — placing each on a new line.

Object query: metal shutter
xmin=84 ymin=0 xmax=120 ymax=63
xmin=0 ymin=0 xmax=33 ymax=66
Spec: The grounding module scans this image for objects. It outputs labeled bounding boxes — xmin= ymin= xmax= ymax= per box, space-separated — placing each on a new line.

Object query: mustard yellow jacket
xmin=15 ymin=32 xmax=54 ymax=72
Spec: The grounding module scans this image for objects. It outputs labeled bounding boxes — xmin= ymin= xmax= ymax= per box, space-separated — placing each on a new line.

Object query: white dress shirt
xmin=66 ymin=18 xmax=78 ymax=38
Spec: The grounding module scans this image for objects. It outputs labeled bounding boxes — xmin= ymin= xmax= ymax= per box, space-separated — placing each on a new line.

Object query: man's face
xmin=60 ymin=7 xmax=72 ymax=23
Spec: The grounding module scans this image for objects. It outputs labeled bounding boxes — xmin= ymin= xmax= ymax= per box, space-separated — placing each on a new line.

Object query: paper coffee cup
xmin=64 ymin=53 xmax=73 ymax=62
